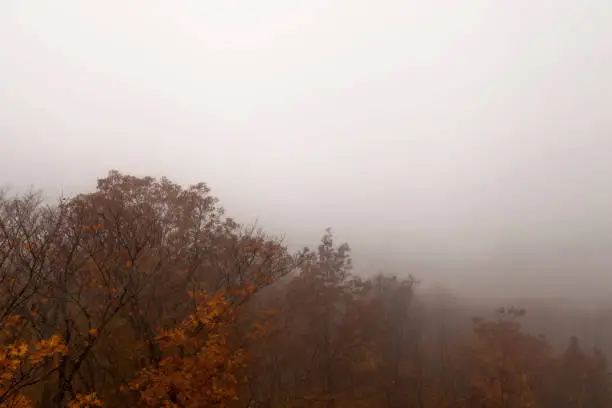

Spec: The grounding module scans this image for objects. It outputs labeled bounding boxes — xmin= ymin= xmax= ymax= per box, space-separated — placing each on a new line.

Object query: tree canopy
xmin=1 ymin=171 xmax=610 ymax=408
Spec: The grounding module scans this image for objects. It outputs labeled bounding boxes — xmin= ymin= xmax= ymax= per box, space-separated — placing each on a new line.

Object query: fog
xmin=1 ymin=1 xmax=612 ymax=303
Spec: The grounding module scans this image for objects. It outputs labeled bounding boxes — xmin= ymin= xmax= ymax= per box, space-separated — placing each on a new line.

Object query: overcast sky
xmin=1 ymin=1 xmax=612 ymax=300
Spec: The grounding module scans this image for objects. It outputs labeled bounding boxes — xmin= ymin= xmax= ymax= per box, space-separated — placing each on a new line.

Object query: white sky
xmin=1 ymin=1 xmax=612 ymax=299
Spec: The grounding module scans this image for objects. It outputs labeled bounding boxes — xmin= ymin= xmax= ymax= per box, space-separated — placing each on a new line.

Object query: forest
xmin=1 ymin=170 xmax=610 ymax=408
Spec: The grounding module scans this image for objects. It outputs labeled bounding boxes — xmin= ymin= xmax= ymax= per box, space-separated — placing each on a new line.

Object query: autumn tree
xmin=462 ymin=307 xmax=556 ymax=408
xmin=554 ymin=336 xmax=611 ymax=408
xmin=1 ymin=171 xmax=300 ymax=407
xmin=128 ymin=289 xmax=249 ymax=407
xmin=49 ymin=171 xmax=297 ymax=406
xmin=0 ymin=315 xmax=68 ymax=407
xmin=357 ymin=274 xmax=421 ymax=407
xmin=0 ymin=191 xmax=73 ymax=407
xmin=3 ymin=171 xmax=612 ymax=408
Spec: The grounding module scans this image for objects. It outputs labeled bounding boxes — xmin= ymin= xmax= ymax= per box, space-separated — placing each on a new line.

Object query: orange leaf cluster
xmin=0 ymin=318 xmax=68 ymax=407
xmin=67 ymin=393 xmax=103 ymax=408
xmin=129 ymin=291 xmax=247 ymax=407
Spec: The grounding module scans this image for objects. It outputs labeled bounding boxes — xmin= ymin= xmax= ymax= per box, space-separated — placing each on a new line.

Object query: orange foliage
xmin=464 ymin=307 xmax=552 ymax=408
xmin=3 ymin=172 xmax=612 ymax=408
xmin=67 ymin=393 xmax=103 ymax=408
xmin=129 ymin=290 xmax=249 ymax=407
xmin=0 ymin=316 xmax=68 ymax=407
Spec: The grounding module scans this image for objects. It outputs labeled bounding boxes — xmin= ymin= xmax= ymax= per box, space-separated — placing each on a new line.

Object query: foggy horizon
xmin=2 ymin=1 xmax=612 ymax=304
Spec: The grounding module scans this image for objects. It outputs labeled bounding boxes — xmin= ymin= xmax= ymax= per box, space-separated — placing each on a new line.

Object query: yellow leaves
xmin=67 ymin=393 xmax=103 ymax=408
xmin=155 ymin=328 xmax=186 ymax=350
xmin=80 ymin=223 xmax=103 ymax=231
xmin=190 ymin=290 xmax=232 ymax=329
xmin=129 ymin=288 xmax=251 ymax=407
xmin=125 ymin=260 xmax=133 ymax=269
xmin=88 ymin=328 xmax=99 ymax=338
xmin=0 ymin=347 xmax=23 ymax=373
xmin=38 ymin=334 xmax=67 ymax=355
xmin=0 ymin=393 xmax=33 ymax=408
xmin=465 ymin=310 xmax=544 ymax=408
xmin=2 ymin=336 xmax=63 ymax=367
xmin=189 ymin=314 xmax=200 ymax=328
xmin=28 ymin=334 xmax=68 ymax=365
xmin=0 ymin=333 xmax=68 ymax=406
xmin=10 ymin=343 xmax=29 ymax=358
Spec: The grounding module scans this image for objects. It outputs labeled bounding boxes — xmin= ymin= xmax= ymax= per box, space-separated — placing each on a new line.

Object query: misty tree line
xmin=1 ymin=170 xmax=611 ymax=407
